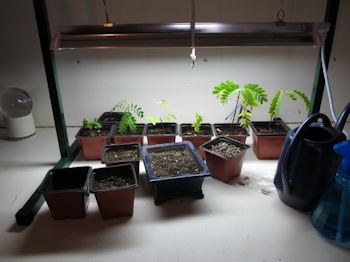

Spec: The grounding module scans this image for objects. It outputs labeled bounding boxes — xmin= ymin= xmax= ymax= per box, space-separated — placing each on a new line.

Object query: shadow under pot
xmin=142 ymin=141 xmax=211 ymax=205
xmin=250 ymin=120 xmax=290 ymax=160
xmin=98 ymin=112 xmax=124 ymax=126
xmin=213 ymin=123 xmax=249 ymax=143
xmin=41 ymin=166 xmax=91 ymax=220
xmin=101 ymin=143 xmax=141 ymax=179
xmin=200 ymin=136 xmax=250 ymax=183
xmin=179 ymin=123 xmax=213 ymax=160
xmin=145 ymin=122 xmax=177 ymax=145
xmin=76 ymin=125 xmax=111 ymax=160
xmin=110 ymin=123 xmax=146 ymax=145
xmin=91 ymin=164 xmax=138 ymax=219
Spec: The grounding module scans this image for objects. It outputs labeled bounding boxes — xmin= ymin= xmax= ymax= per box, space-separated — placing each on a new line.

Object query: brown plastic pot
xmin=146 ymin=122 xmax=177 ymax=145
xmin=91 ymin=164 xmax=138 ymax=219
xmin=200 ymin=136 xmax=250 ymax=183
xmin=101 ymin=143 xmax=141 ymax=178
xmin=213 ymin=123 xmax=249 ymax=143
xmin=180 ymin=123 xmax=213 ymax=159
xmin=250 ymin=120 xmax=290 ymax=160
xmin=77 ymin=126 xmax=111 ymax=160
xmin=98 ymin=112 xmax=124 ymax=125
xmin=41 ymin=166 xmax=92 ymax=220
xmin=110 ymin=124 xmax=145 ymax=145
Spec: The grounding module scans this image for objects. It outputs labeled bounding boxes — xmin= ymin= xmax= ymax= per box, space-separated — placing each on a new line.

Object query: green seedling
xmin=192 ymin=112 xmax=203 ymax=133
xmin=112 ymin=100 xmax=144 ymax=135
xmin=83 ymin=117 xmax=102 ymax=130
xmin=146 ymin=99 xmax=177 ymax=126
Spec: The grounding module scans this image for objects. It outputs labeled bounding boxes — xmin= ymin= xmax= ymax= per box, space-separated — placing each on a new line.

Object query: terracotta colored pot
xmin=146 ymin=123 xmax=177 ymax=145
xmin=110 ymin=123 xmax=145 ymax=145
xmin=98 ymin=112 xmax=124 ymax=125
xmin=101 ymin=143 xmax=141 ymax=178
xmin=200 ymin=136 xmax=250 ymax=183
xmin=250 ymin=121 xmax=290 ymax=160
xmin=142 ymin=141 xmax=210 ymax=205
xmin=91 ymin=164 xmax=138 ymax=219
xmin=77 ymin=126 xmax=111 ymax=160
xmin=180 ymin=123 xmax=213 ymax=159
xmin=213 ymin=123 xmax=249 ymax=143
xmin=41 ymin=166 xmax=91 ymax=220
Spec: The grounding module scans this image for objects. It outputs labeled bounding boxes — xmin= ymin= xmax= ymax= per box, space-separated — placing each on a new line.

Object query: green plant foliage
xmin=212 ymin=81 xmax=267 ymax=128
xmin=147 ymin=99 xmax=177 ymax=126
xmin=191 ymin=112 xmax=203 ymax=133
xmin=83 ymin=118 xmax=102 ymax=130
xmin=112 ymin=100 xmax=144 ymax=134
xmin=268 ymin=89 xmax=311 ymax=121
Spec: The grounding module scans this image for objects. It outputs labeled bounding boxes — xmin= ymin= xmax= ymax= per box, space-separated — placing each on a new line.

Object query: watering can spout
xmin=335 ymin=102 xmax=350 ymax=131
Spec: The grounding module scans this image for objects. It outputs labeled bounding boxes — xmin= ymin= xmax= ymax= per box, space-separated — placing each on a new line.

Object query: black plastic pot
xmin=142 ymin=141 xmax=211 ymax=205
xmin=101 ymin=143 xmax=141 ymax=178
xmin=91 ymin=164 xmax=138 ymax=219
xmin=201 ymin=136 xmax=250 ymax=183
xmin=145 ymin=122 xmax=177 ymax=145
xmin=213 ymin=123 xmax=249 ymax=143
xmin=41 ymin=166 xmax=91 ymax=220
xmin=98 ymin=112 xmax=124 ymax=125
xmin=110 ymin=123 xmax=146 ymax=145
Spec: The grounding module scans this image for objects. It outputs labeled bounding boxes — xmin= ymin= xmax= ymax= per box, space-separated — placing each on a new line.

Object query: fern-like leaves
xmin=238 ymin=110 xmax=252 ymax=129
xmin=292 ymin=89 xmax=311 ymax=110
xmin=269 ymin=90 xmax=284 ymax=121
xmin=244 ymin=83 xmax=268 ymax=105
xmin=118 ymin=112 xmax=137 ymax=134
xmin=212 ymin=81 xmax=240 ymax=104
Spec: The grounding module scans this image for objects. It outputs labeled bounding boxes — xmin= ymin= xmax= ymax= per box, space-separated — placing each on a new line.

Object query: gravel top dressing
xmin=210 ymin=141 xmax=243 ymax=158
xmin=105 ymin=149 xmax=138 ymax=162
xmin=93 ymin=176 xmax=132 ymax=191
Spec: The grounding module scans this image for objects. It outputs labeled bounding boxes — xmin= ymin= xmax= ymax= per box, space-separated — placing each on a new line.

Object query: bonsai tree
xmin=212 ymin=81 xmax=268 ymax=128
xmin=192 ymin=112 xmax=203 ymax=133
xmin=269 ymin=89 xmax=311 ymax=121
xmin=146 ymin=99 xmax=177 ymax=127
xmin=112 ymin=100 xmax=144 ymax=134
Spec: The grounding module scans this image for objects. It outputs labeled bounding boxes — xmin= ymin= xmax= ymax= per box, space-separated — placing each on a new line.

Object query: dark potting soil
xmin=82 ymin=129 xmax=109 ymax=137
xmin=94 ymin=176 xmax=131 ymax=191
xmin=255 ymin=123 xmax=286 ymax=134
xmin=210 ymin=141 xmax=243 ymax=158
xmin=105 ymin=149 xmax=138 ymax=162
xmin=148 ymin=148 xmax=200 ymax=177
xmin=182 ymin=126 xmax=211 ymax=136
xmin=114 ymin=126 xmax=143 ymax=136
xmin=147 ymin=126 xmax=174 ymax=135
xmin=215 ymin=126 xmax=247 ymax=136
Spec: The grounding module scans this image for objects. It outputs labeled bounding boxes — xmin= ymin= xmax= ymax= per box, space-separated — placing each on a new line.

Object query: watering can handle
xmin=335 ymin=102 xmax=350 ymax=131
xmin=282 ymin=113 xmax=332 ymax=194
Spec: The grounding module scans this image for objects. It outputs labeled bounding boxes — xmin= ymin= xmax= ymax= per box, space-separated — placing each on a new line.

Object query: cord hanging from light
xmin=102 ymin=0 xmax=113 ymax=27
xmin=277 ymin=0 xmax=286 ymax=24
xmin=190 ymin=0 xmax=196 ymax=68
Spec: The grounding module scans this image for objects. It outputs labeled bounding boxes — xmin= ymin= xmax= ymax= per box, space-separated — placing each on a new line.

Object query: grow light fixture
xmin=50 ymin=22 xmax=330 ymax=50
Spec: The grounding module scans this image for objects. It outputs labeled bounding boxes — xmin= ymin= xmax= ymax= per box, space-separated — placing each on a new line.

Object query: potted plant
xmin=101 ymin=143 xmax=141 ymax=178
xmin=200 ymin=136 xmax=250 ymax=183
xmin=109 ymin=100 xmax=145 ymax=145
xmin=76 ymin=118 xmax=111 ymax=160
xmin=212 ymin=81 xmax=268 ymax=143
xmin=146 ymin=99 xmax=177 ymax=145
xmin=251 ymin=89 xmax=311 ymax=159
xmin=41 ymin=166 xmax=92 ymax=220
xmin=142 ymin=141 xmax=211 ymax=205
xmin=90 ymin=164 xmax=138 ymax=219
xmin=180 ymin=112 xmax=213 ymax=159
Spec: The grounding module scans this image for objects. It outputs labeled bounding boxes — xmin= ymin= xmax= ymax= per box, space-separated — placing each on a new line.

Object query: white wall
xmin=0 ymin=0 xmax=349 ymax=133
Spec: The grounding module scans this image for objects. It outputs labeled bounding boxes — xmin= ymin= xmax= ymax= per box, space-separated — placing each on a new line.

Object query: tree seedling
xmin=83 ymin=118 xmax=102 ymax=130
xmin=147 ymin=99 xmax=177 ymax=129
xmin=213 ymin=81 xmax=268 ymax=128
xmin=192 ymin=112 xmax=203 ymax=133
xmin=112 ymin=100 xmax=144 ymax=135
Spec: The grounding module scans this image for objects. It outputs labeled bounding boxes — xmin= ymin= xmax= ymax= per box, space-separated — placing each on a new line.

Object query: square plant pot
xmin=213 ymin=123 xmax=249 ymax=143
xmin=250 ymin=120 xmax=290 ymax=160
xmin=41 ymin=166 xmax=92 ymax=220
xmin=142 ymin=141 xmax=211 ymax=205
xmin=101 ymin=143 xmax=141 ymax=178
xmin=180 ymin=123 xmax=213 ymax=159
xmin=91 ymin=164 xmax=138 ymax=219
xmin=76 ymin=125 xmax=112 ymax=160
xmin=98 ymin=112 xmax=124 ymax=125
xmin=145 ymin=122 xmax=177 ymax=145
xmin=200 ymin=136 xmax=250 ymax=183
xmin=110 ymin=123 xmax=146 ymax=145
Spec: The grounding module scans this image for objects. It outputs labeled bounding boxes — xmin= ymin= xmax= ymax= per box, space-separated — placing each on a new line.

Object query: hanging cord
xmin=321 ymin=47 xmax=348 ymax=138
xmin=190 ymin=0 xmax=196 ymax=68
xmin=102 ymin=0 xmax=113 ymax=27
xmin=276 ymin=0 xmax=285 ymax=24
